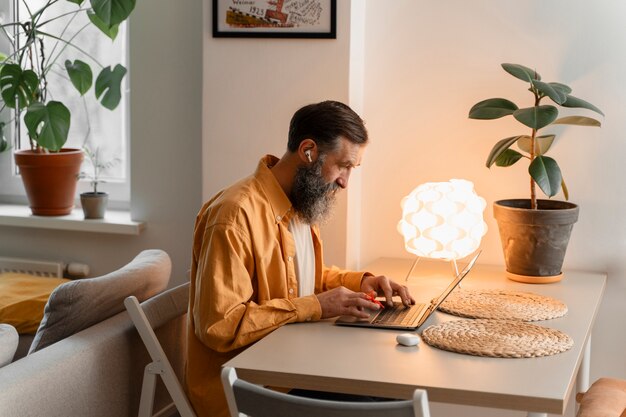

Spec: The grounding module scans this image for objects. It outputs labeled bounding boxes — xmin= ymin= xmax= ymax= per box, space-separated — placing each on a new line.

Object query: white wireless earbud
xmin=305 ymin=150 xmax=313 ymax=163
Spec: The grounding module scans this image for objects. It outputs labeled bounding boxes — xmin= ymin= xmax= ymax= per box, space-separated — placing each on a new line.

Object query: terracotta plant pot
xmin=80 ymin=192 xmax=108 ymax=219
xmin=14 ymin=149 xmax=84 ymax=216
xmin=493 ymin=199 xmax=579 ymax=283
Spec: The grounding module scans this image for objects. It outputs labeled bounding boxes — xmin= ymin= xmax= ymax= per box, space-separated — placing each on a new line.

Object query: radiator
xmin=0 ymin=256 xmax=65 ymax=277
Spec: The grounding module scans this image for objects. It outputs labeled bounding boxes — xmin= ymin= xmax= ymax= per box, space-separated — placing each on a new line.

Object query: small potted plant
xmin=0 ymin=0 xmax=135 ymax=215
xmin=79 ymin=146 xmax=118 ymax=219
xmin=469 ymin=63 xmax=603 ymax=282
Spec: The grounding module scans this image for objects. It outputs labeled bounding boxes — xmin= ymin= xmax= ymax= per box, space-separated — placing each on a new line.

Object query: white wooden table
xmin=225 ymin=258 xmax=606 ymax=416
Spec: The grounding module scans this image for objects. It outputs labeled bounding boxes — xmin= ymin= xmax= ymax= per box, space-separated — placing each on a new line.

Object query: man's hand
xmin=360 ymin=275 xmax=415 ymax=308
xmin=316 ymin=286 xmax=381 ymax=319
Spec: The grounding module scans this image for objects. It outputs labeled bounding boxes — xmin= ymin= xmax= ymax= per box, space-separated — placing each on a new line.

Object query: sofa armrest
xmin=0 ymin=308 xmax=186 ymax=417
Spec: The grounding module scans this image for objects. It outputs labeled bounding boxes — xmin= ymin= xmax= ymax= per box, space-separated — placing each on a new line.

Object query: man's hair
xmin=287 ymin=101 xmax=368 ymax=154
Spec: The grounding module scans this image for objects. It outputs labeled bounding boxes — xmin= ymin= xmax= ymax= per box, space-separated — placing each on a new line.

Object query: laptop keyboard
xmin=373 ymin=302 xmax=426 ymax=326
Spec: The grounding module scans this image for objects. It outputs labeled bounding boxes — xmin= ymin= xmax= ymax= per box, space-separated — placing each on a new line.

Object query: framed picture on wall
xmin=212 ymin=0 xmax=336 ymax=39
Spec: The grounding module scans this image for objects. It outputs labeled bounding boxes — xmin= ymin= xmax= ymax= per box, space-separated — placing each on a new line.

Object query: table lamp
xmin=397 ymin=179 xmax=487 ymax=281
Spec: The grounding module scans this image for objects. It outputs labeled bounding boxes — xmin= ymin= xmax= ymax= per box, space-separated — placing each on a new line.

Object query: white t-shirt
xmin=289 ymin=217 xmax=315 ymax=297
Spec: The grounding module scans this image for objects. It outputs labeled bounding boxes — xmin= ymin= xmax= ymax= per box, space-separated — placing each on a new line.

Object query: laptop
xmin=334 ymin=251 xmax=481 ymax=330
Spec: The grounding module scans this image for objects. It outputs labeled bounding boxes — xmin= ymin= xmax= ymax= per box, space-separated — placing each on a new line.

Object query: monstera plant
xmin=468 ymin=63 xmax=603 ymax=282
xmin=0 ymin=0 xmax=135 ymax=151
xmin=0 ymin=0 xmax=136 ymax=215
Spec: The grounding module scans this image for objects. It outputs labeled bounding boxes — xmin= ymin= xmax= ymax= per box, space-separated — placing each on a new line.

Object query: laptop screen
xmin=423 ymin=250 xmax=481 ymax=315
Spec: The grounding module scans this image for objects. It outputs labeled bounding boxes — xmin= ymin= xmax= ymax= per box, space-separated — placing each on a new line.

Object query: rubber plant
xmin=0 ymin=0 xmax=136 ymax=152
xmin=468 ymin=63 xmax=603 ymax=209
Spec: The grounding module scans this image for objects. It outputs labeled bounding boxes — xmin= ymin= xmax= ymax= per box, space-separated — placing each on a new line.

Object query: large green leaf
xmin=90 ymin=0 xmax=136 ymax=26
xmin=533 ymin=80 xmax=566 ymax=104
xmin=549 ymin=82 xmax=572 ymax=95
xmin=502 ymin=63 xmax=540 ymax=82
xmin=469 ymin=98 xmax=518 ymax=119
xmin=65 ymin=59 xmax=93 ymax=96
xmin=486 ymin=135 xmax=526 ymax=168
xmin=552 ymin=116 xmax=601 ymax=127
xmin=561 ymin=95 xmax=604 ymax=116
xmin=517 ymin=134 xmax=555 ymax=155
xmin=513 ymin=105 xmax=559 ymax=129
xmin=529 ymin=156 xmax=562 ymax=197
xmin=0 ymin=64 xmax=39 ymax=109
xmin=66 ymin=0 xmax=85 ymax=4
xmin=87 ymin=9 xmax=119 ymax=40
xmin=24 ymin=101 xmax=71 ymax=151
xmin=495 ymin=149 xmax=523 ymax=167
xmin=95 ymin=64 xmax=127 ymax=110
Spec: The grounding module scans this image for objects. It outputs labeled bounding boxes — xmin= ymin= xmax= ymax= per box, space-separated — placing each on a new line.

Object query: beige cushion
xmin=577 ymin=377 xmax=626 ymax=417
xmin=0 ymin=324 xmax=18 ymax=367
xmin=28 ymin=249 xmax=171 ymax=354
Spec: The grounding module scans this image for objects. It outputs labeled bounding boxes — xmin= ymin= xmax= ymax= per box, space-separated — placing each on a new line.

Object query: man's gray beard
xmin=290 ymin=155 xmax=339 ymax=225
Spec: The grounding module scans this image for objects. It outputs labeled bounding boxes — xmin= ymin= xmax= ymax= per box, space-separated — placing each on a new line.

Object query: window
xmin=0 ymin=0 xmax=129 ymax=203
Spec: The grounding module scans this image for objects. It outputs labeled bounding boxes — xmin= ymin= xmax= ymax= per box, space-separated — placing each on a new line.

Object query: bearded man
xmin=185 ymin=100 xmax=414 ymax=417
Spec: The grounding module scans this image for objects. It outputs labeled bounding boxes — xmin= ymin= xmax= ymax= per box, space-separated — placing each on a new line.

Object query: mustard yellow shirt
xmin=185 ymin=155 xmax=367 ymax=417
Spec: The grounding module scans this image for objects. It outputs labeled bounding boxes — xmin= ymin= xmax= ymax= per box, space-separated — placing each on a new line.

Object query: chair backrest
xmin=125 ymin=282 xmax=196 ymax=417
xmin=29 ymin=249 xmax=171 ymax=354
xmin=221 ymin=367 xmax=430 ymax=417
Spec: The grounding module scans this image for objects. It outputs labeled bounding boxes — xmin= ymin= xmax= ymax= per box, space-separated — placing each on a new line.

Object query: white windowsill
xmin=0 ymin=204 xmax=145 ymax=235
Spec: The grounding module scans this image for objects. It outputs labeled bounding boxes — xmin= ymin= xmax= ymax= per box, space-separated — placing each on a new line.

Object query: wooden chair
xmin=124 ymin=282 xmax=196 ymax=417
xmin=576 ymin=377 xmax=626 ymax=417
xmin=221 ymin=366 xmax=430 ymax=417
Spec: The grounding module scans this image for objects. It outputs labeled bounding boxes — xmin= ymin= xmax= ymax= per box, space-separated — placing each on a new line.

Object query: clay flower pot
xmin=493 ymin=199 xmax=579 ymax=283
xmin=14 ymin=149 xmax=83 ymax=216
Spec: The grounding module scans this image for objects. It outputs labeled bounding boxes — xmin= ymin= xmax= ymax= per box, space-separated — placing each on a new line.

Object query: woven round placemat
xmin=422 ymin=319 xmax=573 ymax=358
xmin=438 ymin=289 xmax=567 ymax=321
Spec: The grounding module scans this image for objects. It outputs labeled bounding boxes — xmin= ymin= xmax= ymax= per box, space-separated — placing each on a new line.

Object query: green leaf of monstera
xmin=552 ymin=116 xmax=601 ymax=127
xmin=67 ymin=0 xmax=85 ymax=5
xmin=90 ymin=0 xmax=136 ymax=26
xmin=486 ymin=135 xmax=526 ymax=168
xmin=87 ymin=9 xmax=119 ymax=40
xmin=517 ymin=134 xmax=555 ymax=156
xmin=24 ymin=101 xmax=71 ymax=151
xmin=495 ymin=149 xmax=523 ymax=167
xmin=95 ymin=64 xmax=127 ymax=110
xmin=529 ymin=155 xmax=562 ymax=197
xmin=0 ymin=64 xmax=39 ymax=109
xmin=561 ymin=95 xmax=604 ymax=116
xmin=469 ymin=98 xmax=518 ymax=119
xmin=65 ymin=59 xmax=93 ymax=96
xmin=513 ymin=105 xmax=558 ymax=129
xmin=533 ymin=80 xmax=566 ymax=104
xmin=502 ymin=63 xmax=541 ymax=82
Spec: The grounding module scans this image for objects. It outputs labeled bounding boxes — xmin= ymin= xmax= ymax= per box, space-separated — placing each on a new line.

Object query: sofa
xmin=0 ymin=249 xmax=187 ymax=417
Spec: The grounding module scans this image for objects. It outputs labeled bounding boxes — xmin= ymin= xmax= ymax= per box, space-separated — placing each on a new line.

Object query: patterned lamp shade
xmin=397 ymin=179 xmax=487 ymax=260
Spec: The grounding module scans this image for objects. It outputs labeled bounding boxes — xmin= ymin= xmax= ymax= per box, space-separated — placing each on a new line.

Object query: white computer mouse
xmin=396 ymin=333 xmax=420 ymax=347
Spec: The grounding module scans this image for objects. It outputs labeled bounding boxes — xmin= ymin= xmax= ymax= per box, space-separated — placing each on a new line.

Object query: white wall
xmin=202 ymin=0 xmax=357 ymax=268
xmin=360 ymin=1 xmax=625 ymax=415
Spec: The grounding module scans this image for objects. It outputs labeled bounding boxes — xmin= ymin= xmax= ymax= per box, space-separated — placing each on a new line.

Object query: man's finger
xmin=394 ymin=284 xmax=415 ymax=306
xmin=377 ymin=277 xmax=394 ymax=307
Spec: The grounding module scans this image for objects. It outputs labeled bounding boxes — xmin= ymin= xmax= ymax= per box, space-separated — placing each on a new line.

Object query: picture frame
xmin=212 ymin=0 xmax=336 ymax=39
